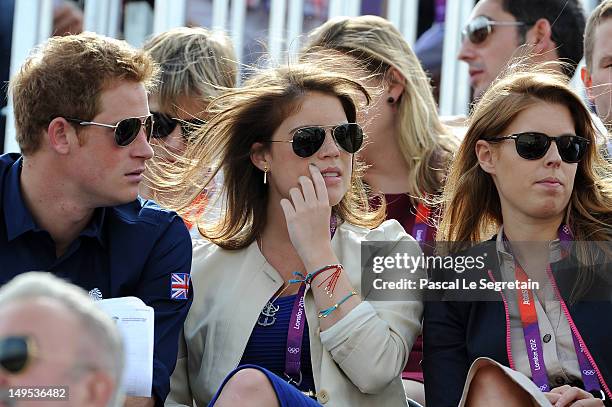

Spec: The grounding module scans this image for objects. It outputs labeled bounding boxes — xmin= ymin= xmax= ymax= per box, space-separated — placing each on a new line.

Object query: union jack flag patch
xmin=170 ymin=273 xmax=190 ymax=300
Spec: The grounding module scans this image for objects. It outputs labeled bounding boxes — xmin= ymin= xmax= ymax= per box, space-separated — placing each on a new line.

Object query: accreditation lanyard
xmin=512 ymin=226 xmax=601 ymax=392
xmin=284 ymin=215 xmax=338 ymax=383
xmin=412 ymin=201 xmax=431 ymax=244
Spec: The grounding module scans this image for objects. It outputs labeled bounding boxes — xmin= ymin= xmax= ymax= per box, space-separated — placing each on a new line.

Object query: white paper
xmin=96 ymin=297 xmax=154 ymax=397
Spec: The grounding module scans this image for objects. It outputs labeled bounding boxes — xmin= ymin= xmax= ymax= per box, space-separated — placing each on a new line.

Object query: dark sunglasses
xmin=462 ymin=15 xmax=526 ymax=44
xmin=151 ymin=112 xmax=205 ymax=142
xmin=269 ymin=123 xmax=364 ymax=158
xmin=66 ymin=115 xmax=153 ymax=147
xmin=0 ymin=336 xmax=36 ymax=374
xmin=482 ymin=132 xmax=590 ymax=163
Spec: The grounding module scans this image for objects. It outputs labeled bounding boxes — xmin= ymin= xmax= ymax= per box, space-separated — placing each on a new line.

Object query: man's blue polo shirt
xmin=0 ymin=153 xmax=193 ymax=406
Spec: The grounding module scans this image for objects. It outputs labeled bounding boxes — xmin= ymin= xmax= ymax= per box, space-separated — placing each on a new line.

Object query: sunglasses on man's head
xmin=0 ymin=336 xmax=36 ymax=374
xmin=269 ymin=123 xmax=364 ymax=158
xmin=482 ymin=132 xmax=590 ymax=163
xmin=151 ymin=112 xmax=205 ymax=142
xmin=66 ymin=115 xmax=153 ymax=147
xmin=462 ymin=15 xmax=526 ymax=44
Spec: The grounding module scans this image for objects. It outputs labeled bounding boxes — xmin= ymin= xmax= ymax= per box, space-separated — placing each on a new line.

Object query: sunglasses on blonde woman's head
xmin=0 ymin=336 xmax=37 ymax=374
xmin=66 ymin=115 xmax=153 ymax=147
xmin=482 ymin=132 xmax=590 ymax=163
xmin=269 ymin=123 xmax=364 ymax=158
xmin=462 ymin=15 xmax=526 ymax=44
xmin=151 ymin=112 xmax=206 ymax=142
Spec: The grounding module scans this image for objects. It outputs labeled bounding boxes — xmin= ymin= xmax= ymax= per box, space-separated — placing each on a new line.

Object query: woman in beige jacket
xmin=161 ymin=57 xmax=424 ymax=407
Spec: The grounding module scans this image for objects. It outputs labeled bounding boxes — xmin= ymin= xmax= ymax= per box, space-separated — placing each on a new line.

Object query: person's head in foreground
xmin=10 ymin=32 xmax=158 ymax=206
xmin=0 ymin=272 xmax=123 ymax=407
xmin=458 ymin=0 xmax=586 ymax=99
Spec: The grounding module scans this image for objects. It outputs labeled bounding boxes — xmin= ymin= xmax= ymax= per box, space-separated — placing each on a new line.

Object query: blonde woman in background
xmin=141 ymin=27 xmax=236 ymax=232
xmin=302 ymin=15 xmax=459 ymax=405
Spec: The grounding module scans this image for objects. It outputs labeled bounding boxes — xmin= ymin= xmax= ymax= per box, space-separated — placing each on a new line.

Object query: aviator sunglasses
xmin=151 ymin=112 xmax=205 ymax=142
xmin=462 ymin=15 xmax=526 ymax=44
xmin=0 ymin=336 xmax=36 ymax=374
xmin=66 ymin=115 xmax=153 ymax=147
xmin=270 ymin=123 xmax=364 ymax=158
xmin=482 ymin=132 xmax=590 ymax=163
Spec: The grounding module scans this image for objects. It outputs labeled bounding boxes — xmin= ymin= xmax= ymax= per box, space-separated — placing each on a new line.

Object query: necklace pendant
xmin=257 ymin=301 xmax=280 ymax=326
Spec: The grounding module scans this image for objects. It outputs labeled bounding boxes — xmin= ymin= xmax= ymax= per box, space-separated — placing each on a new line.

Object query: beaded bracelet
xmin=318 ymin=291 xmax=357 ymax=318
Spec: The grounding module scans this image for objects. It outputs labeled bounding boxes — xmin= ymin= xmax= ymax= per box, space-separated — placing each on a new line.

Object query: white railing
xmin=439 ymin=0 xmax=474 ymax=117
xmin=124 ymin=2 xmax=154 ymax=47
xmin=386 ymin=0 xmax=419 ymax=46
xmin=10 ymin=0 xmax=599 ymax=153
xmin=268 ymin=0 xmax=288 ymax=64
xmin=4 ymin=0 xmax=53 ymax=154
xmin=84 ymin=0 xmax=122 ymax=38
xmin=286 ymin=0 xmax=305 ymax=57
xmin=328 ymin=0 xmax=360 ymax=18
xmin=229 ymin=0 xmax=247 ymax=72
xmin=153 ymin=0 xmax=186 ymax=35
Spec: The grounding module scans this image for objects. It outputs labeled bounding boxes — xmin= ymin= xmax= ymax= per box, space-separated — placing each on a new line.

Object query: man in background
xmin=458 ymin=0 xmax=586 ymax=99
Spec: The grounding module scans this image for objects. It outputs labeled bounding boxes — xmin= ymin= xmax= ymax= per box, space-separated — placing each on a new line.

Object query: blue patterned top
xmin=240 ymin=294 xmax=315 ymax=393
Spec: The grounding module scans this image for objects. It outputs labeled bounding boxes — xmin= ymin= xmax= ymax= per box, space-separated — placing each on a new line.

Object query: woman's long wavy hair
xmin=155 ymin=58 xmax=386 ymax=249
xmin=302 ymin=15 xmax=458 ymax=201
xmin=437 ymin=68 xmax=611 ymax=299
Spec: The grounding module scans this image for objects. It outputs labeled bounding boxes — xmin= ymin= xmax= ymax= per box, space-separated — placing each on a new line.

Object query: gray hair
xmin=0 ymin=272 xmax=124 ymax=407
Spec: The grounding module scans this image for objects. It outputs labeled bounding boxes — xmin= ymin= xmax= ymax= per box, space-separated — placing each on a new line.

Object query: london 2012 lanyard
xmin=284 ymin=215 xmax=338 ymax=385
xmin=412 ymin=201 xmax=430 ymax=244
xmin=513 ymin=225 xmax=601 ymax=393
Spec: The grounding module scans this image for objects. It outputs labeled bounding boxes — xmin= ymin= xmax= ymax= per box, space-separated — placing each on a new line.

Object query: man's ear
xmin=581 ymin=66 xmax=594 ymax=101
xmin=526 ymin=18 xmax=555 ymax=55
xmin=475 ymin=140 xmax=497 ymax=175
xmin=47 ymin=117 xmax=74 ymax=155
xmin=385 ymin=67 xmax=405 ymax=104
xmin=250 ymin=142 xmax=269 ymax=171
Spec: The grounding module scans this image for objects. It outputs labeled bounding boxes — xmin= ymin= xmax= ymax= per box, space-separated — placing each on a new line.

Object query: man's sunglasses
xmin=482 ymin=132 xmax=590 ymax=163
xmin=269 ymin=123 xmax=364 ymax=158
xmin=66 ymin=115 xmax=153 ymax=147
xmin=462 ymin=15 xmax=526 ymax=44
xmin=151 ymin=112 xmax=205 ymax=142
xmin=0 ymin=336 xmax=36 ymax=374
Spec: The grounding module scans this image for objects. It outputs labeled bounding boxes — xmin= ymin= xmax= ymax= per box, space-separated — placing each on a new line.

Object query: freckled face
xmin=68 ymin=81 xmax=153 ymax=207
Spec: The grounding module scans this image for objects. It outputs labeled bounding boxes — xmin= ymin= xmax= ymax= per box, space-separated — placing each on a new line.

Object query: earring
xmin=263 ymin=164 xmax=269 ymax=184
xmin=387 ymin=96 xmax=395 ymax=104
